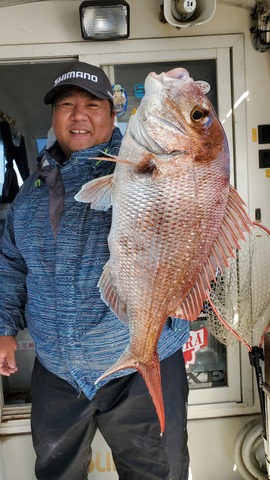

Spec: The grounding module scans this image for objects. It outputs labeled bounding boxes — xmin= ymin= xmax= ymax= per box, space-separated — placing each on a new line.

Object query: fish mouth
xmin=146 ymin=68 xmax=191 ymax=96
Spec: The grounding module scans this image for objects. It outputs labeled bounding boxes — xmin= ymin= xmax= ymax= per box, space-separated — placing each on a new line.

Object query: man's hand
xmin=0 ymin=336 xmax=18 ymax=376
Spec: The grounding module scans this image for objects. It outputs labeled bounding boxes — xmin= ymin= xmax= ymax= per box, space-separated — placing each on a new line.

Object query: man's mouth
xmin=70 ymin=129 xmax=89 ymax=134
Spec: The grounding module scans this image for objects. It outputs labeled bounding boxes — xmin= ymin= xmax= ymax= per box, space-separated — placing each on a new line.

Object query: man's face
xmin=52 ymin=87 xmax=115 ymax=158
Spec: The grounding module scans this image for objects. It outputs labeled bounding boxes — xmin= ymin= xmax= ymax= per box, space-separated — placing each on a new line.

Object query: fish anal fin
xmin=95 ymin=348 xmax=165 ymax=434
xmin=74 ymin=174 xmax=114 ymax=211
xmin=175 ymin=280 xmax=208 ymax=321
xmin=98 ymin=261 xmax=128 ymax=324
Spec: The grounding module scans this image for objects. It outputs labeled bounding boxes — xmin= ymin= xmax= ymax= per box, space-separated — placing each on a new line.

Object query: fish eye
xmin=190 ymin=107 xmax=208 ymax=123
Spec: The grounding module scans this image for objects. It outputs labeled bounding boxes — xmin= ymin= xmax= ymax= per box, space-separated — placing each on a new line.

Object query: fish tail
xmin=95 ymin=348 xmax=165 ymax=434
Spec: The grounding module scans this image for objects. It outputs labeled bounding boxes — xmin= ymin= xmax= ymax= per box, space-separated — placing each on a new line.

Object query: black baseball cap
xmin=44 ymin=61 xmax=114 ymax=105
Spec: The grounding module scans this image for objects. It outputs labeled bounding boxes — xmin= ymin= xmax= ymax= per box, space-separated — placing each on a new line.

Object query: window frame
xmin=0 ymin=34 xmax=260 ymax=436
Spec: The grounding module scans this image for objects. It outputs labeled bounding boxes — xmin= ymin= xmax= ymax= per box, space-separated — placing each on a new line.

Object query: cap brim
xmin=44 ymin=83 xmax=112 ymax=105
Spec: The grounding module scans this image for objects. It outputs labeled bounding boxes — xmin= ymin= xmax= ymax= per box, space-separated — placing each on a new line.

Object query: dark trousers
xmin=31 ymin=349 xmax=189 ymax=480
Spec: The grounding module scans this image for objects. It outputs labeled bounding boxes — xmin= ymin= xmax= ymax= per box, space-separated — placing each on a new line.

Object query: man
xmin=0 ymin=61 xmax=190 ymax=480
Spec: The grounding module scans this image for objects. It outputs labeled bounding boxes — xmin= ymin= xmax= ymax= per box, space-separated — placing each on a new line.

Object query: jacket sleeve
xmin=0 ymin=201 xmax=28 ymax=336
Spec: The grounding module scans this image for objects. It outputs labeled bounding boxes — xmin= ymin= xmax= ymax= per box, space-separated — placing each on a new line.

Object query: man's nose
xmin=70 ymin=105 xmax=88 ymax=118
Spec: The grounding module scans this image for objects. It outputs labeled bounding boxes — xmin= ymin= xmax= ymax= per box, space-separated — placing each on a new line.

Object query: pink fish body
xmin=75 ymin=68 xmax=252 ymax=433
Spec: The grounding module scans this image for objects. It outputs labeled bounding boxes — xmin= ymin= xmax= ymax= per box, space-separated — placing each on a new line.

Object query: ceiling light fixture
xmin=79 ymin=0 xmax=130 ymax=41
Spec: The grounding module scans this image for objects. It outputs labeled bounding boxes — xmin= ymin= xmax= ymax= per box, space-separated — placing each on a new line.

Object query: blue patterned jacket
xmin=0 ymin=127 xmax=189 ymax=399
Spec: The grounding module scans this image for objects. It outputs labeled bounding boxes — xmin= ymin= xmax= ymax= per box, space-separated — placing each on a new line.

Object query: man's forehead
xmin=53 ymin=87 xmax=101 ymax=102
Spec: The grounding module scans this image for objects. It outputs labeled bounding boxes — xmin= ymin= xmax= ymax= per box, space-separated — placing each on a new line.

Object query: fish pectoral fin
xmin=93 ymin=155 xmax=138 ymax=166
xmin=176 ymin=185 xmax=254 ymax=322
xmin=135 ymin=154 xmax=159 ymax=178
xmin=98 ymin=261 xmax=128 ymax=324
xmin=95 ymin=348 xmax=165 ymax=434
xmin=135 ymin=156 xmax=157 ymax=175
xmin=74 ymin=174 xmax=114 ymax=211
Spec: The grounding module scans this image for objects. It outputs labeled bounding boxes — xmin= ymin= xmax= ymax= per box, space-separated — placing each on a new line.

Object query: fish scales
xmin=75 ymin=67 xmax=253 ymax=433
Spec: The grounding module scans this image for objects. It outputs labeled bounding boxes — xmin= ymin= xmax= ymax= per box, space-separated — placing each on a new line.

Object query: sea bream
xmin=75 ymin=68 xmax=253 ymax=433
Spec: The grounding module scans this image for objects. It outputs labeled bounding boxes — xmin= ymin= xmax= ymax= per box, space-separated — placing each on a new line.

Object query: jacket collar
xmin=37 ymin=125 xmax=122 ymax=174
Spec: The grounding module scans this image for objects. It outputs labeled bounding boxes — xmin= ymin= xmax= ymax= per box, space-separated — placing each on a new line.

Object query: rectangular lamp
xmin=79 ymin=0 xmax=130 ymax=41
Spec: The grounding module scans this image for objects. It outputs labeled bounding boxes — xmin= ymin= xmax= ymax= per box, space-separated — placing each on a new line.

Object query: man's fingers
xmin=0 ymin=355 xmax=18 ymax=375
xmin=7 ymin=354 xmax=18 ymax=372
xmin=7 ymin=353 xmax=17 ymax=369
xmin=0 ymin=336 xmax=18 ymax=376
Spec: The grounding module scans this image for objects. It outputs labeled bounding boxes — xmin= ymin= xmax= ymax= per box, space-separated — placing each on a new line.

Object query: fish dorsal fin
xmin=98 ymin=261 xmax=129 ymax=324
xmin=174 ymin=185 xmax=253 ymax=321
xmin=74 ymin=174 xmax=114 ymax=211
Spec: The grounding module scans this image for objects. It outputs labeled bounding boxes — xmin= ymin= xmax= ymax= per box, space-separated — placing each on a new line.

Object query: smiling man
xmin=46 ymin=64 xmax=116 ymax=156
xmin=0 ymin=61 xmax=190 ymax=480
xmin=51 ymin=88 xmax=115 ymax=156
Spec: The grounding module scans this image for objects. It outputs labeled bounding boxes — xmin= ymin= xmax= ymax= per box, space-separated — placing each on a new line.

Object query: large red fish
xmin=75 ymin=68 xmax=253 ymax=433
